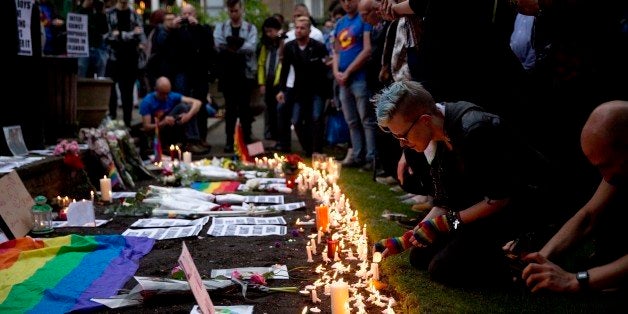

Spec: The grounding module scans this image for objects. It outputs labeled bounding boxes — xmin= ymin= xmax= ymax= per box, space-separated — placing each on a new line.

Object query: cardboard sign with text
xmin=179 ymin=241 xmax=215 ymax=314
xmin=0 ymin=171 xmax=34 ymax=240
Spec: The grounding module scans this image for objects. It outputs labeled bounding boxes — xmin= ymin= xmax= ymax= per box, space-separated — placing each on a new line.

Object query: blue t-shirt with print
xmin=334 ymin=14 xmax=372 ymax=81
xmin=139 ymin=92 xmax=183 ymax=117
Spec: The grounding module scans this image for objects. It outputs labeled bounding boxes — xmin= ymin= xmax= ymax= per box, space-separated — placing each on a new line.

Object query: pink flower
xmin=249 ymin=273 xmax=267 ymax=285
xmin=66 ymin=141 xmax=80 ymax=155
xmin=231 ymin=270 xmax=242 ymax=280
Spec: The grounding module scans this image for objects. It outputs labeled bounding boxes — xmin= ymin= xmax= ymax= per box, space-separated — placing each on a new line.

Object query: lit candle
xmin=327 ymin=239 xmax=339 ymax=260
xmin=371 ymin=262 xmax=379 ymax=281
xmin=90 ymin=190 xmax=94 ymax=202
xmin=176 ymin=145 xmax=182 ymax=160
xmin=334 ymin=247 xmax=341 ymax=262
xmin=317 ymin=227 xmax=323 ymax=244
xmin=311 ymin=289 xmax=320 ymax=303
xmin=330 ymin=280 xmax=349 ymax=314
xmin=306 ymin=245 xmax=313 ymax=263
xmin=310 ymin=238 xmax=317 ymax=254
xmin=183 ymin=151 xmax=192 ymax=164
xmin=315 ymin=205 xmax=329 ymax=233
xmin=100 ymin=176 xmax=112 ymax=202
xmin=169 ymin=144 xmax=176 ymax=160
xmin=59 ymin=207 xmax=68 ymax=220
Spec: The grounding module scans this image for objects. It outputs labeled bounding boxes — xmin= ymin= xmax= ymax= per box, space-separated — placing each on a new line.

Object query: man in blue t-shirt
xmin=139 ymin=76 xmax=208 ymax=153
xmin=333 ymin=0 xmax=378 ymax=170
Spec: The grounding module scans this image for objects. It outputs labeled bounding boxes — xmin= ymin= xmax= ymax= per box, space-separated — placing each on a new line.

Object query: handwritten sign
xmin=178 ymin=242 xmax=215 ymax=314
xmin=16 ymin=0 xmax=34 ymax=56
xmin=0 ymin=171 xmax=35 ymax=239
xmin=66 ymin=13 xmax=89 ymax=57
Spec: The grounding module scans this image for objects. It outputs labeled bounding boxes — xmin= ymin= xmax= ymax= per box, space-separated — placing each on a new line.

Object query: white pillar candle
xmin=306 ymin=245 xmax=313 ymax=262
xmin=317 ymin=227 xmax=323 ymax=244
xmin=99 ymin=176 xmax=112 ymax=202
xmin=330 ymin=280 xmax=349 ymax=314
xmin=371 ymin=262 xmax=379 ymax=281
xmin=183 ymin=151 xmax=192 ymax=164
xmin=310 ymin=238 xmax=317 ymax=254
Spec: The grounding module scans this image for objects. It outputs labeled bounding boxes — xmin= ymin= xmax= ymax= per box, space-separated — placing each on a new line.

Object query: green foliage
xmin=338 ymin=167 xmax=622 ymax=313
xmin=206 ymin=0 xmax=270 ymax=36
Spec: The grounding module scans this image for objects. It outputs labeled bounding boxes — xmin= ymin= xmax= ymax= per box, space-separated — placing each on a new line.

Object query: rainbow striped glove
xmin=374 ymin=230 xmax=415 ymax=255
xmin=412 ymin=213 xmax=459 ymax=246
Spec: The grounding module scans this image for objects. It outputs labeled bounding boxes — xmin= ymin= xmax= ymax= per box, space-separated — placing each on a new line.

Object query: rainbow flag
xmin=0 ymin=235 xmax=154 ymax=313
xmin=107 ymin=160 xmax=124 ymax=190
xmin=190 ymin=181 xmax=241 ymax=194
xmin=234 ymin=119 xmax=251 ymax=162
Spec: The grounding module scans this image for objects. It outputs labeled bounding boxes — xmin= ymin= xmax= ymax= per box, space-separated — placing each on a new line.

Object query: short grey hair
xmin=372 ymin=80 xmax=435 ymax=127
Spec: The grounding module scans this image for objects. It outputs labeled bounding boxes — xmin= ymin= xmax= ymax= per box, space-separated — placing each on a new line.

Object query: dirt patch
xmin=50 ymin=179 xmax=398 ymax=314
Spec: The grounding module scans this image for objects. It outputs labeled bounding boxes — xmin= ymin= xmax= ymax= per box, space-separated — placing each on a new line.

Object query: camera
xmin=180 ymin=18 xmax=189 ymax=27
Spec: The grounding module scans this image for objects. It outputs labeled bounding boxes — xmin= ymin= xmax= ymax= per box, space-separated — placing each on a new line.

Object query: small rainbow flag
xmin=190 ymin=181 xmax=241 ymax=194
xmin=234 ymin=119 xmax=251 ymax=162
xmin=0 ymin=235 xmax=154 ymax=313
xmin=107 ymin=160 xmax=124 ymax=190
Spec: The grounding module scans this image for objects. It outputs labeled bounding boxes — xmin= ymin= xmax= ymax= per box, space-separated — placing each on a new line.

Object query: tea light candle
xmin=183 ymin=151 xmax=192 ymax=164
xmin=100 ymin=176 xmax=112 ymax=202
xmin=330 ymin=280 xmax=349 ymax=314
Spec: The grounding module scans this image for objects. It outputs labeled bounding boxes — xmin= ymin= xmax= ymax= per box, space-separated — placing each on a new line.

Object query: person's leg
xmin=169 ymin=103 xmax=200 ymax=142
xmin=95 ymin=47 xmax=108 ymax=78
xmin=352 ymin=79 xmax=378 ymax=164
xmin=78 ymin=56 xmax=89 ymax=78
xmin=236 ymin=79 xmax=254 ymax=143
xmin=339 ymin=84 xmax=364 ymax=164
xmin=275 ymin=89 xmax=293 ymax=151
xmin=222 ymin=87 xmax=237 ymax=150
xmin=118 ymin=74 xmax=136 ymax=127
xmin=107 ymin=62 xmax=119 ymax=120
xmin=291 ymin=100 xmax=310 ymax=155
xmin=311 ymin=94 xmax=325 ymax=154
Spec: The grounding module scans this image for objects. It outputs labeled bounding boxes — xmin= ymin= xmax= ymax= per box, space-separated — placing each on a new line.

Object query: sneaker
xmin=411 ymin=202 xmax=433 ymax=212
xmin=401 ymin=195 xmax=431 ymax=205
xmin=395 ymin=217 xmax=422 ymax=229
xmin=187 ymin=143 xmax=210 ymax=154
xmin=199 ymin=140 xmax=212 ymax=148
xmin=342 ymin=148 xmax=354 ymax=164
xmin=360 ymin=160 xmax=374 ymax=172
xmin=342 ymin=159 xmax=365 ymax=168
xmin=375 ymin=176 xmax=399 ymax=185
xmin=396 ymin=193 xmax=416 ymax=200
xmin=389 ymin=185 xmax=404 ymax=192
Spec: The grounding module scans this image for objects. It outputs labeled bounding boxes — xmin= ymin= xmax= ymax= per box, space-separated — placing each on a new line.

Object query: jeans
xmin=78 ymin=47 xmax=108 ymax=78
xmin=168 ymin=103 xmax=200 ymax=141
xmin=339 ymin=79 xmax=377 ymax=162
xmin=292 ymin=94 xmax=325 ymax=155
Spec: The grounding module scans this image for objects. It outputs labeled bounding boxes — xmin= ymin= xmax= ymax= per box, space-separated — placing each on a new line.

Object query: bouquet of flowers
xmin=282 ymin=154 xmax=302 ymax=175
xmin=54 ymin=139 xmax=83 ymax=170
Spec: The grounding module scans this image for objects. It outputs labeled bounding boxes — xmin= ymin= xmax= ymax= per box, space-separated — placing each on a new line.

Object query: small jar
xmin=31 ymin=195 xmax=53 ymax=234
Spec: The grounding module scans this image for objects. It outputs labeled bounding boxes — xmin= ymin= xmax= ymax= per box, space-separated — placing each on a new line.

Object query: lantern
xmin=31 ymin=195 xmax=53 ymax=234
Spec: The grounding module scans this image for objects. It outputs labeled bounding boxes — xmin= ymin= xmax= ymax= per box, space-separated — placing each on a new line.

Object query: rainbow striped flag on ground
xmin=0 ymin=235 xmax=154 ymax=313
xmin=190 ymin=181 xmax=241 ymax=194
xmin=234 ymin=119 xmax=251 ymax=162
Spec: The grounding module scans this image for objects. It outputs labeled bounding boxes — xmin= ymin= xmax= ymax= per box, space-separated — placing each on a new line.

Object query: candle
xmin=315 ymin=205 xmax=329 ymax=233
xmin=90 ymin=190 xmax=94 ymax=202
xmin=311 ymin=289 xmax=320 ymax=303
xmin=327 ymin=239 xmax=339 ymax=260
xmin=317 ymin=227 xmax=323 ymax=244
xmin=334 ymin=248 xmax=341 ymax=262
xmin=59 ymin=207 xmax=68 ymax=220
xmin=310 ymin=238 xmax=317 ymax=254
xmin=169 ymin=144 xmax=176 ymax=160
xmin=306 ymin=245 xmax=313 ymax=262
xmin=100 ymin=176 xmax=112 ymax=202
xmin=371 ymin=262 xmax=379 ymax=281
xmin=183 ymin=151 xmax=192 ymax=164
xmin=176 ymin=145 xmax=182 ymax=160
xmin=330 ymin=280 xmax=349 ymax=314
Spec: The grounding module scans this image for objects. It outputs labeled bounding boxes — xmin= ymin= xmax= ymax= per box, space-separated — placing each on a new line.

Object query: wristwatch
xmin=576 ymin=271 xmax=589 ymax=290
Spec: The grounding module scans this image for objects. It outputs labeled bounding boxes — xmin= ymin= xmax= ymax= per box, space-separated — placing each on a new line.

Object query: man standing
xmin=214 ymin=0 xmax=257 ymax=153
xmin=105 ymin=0 xmax=146 ymax=127
xmin=333 ymin=0 xmax=377 ymax=170
xmin=139 ymin=77 xmax=207 ymax=154
xmin=276 ymin=17 xmax=329 ymax=156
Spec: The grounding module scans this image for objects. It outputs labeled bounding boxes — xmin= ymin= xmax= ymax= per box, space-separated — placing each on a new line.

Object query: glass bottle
xmin=31 ymin=195 xmax=53 ymax=234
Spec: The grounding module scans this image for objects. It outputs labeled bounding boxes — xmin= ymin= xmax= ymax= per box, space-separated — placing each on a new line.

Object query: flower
xmin=54 ymin=140 xmax=84 ymax=170
xmin=171 ymin=265 xmax=186 ymax=280
xmin=231 ymin=270 xmax=242 ymax=280
xmin=282 ymin=154 xmax=302 ymax=174
xmin=249 ymin=273 xmax=267 ymax=285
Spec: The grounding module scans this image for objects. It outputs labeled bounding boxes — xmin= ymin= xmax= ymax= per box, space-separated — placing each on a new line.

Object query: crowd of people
xmin=35 ymin=0 xmax=627 ymax=295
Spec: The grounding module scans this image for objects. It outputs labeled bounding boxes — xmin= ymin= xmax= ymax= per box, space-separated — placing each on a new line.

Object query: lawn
xmin=337 ymin=167 xmax=626 ymax=313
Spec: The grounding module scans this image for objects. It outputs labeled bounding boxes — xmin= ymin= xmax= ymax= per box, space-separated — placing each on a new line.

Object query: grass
xmin=336 ymin=167 xmax=626 ymax=313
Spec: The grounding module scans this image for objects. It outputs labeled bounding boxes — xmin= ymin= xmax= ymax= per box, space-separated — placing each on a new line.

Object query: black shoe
xmin=187 ymin=143 xmax=210 ymax=154
xmin=224 ymin=144 xmax=234 ymax=153
xmin=395 ymin=217 xmax=422 ymax=229
xmin=341 ymin=159 xmax=364 ymax=168
xmin=360 ymin=160 xmax=374 ymax=172
xmin=199 ymin=140 xmax=212 ymax=148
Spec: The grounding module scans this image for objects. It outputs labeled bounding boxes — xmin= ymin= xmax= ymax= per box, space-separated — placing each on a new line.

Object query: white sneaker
xmin=396 ymin=193 xmax=416 ymax=200
xmin=401 ymin=195 xmax=431 ymax=205
xmin=342 ymin=148 xmax=354 ymax=164
xmin=375 ymin=176 xmax=399 ymax=185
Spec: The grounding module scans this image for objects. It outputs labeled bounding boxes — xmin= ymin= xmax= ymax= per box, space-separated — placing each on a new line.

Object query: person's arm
xmin=276 ymin=43 xmax=293 ymax=104
xmin=258 ymin=45 xmax=267 ymax=89
xmin=213 ymin=22 xmax=226 ymax=50
xmin=540 ymin=180 xmax=616 ymax=259
xmin=142 ymin=114 xmax=175 ymax=131
xmin=343 ymin=31 xmax=372 ymax=77
xmin=239 ymin=23 xmax=257 ymax=54
xmin=178 ymin=96 xmax=202 ymax=124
